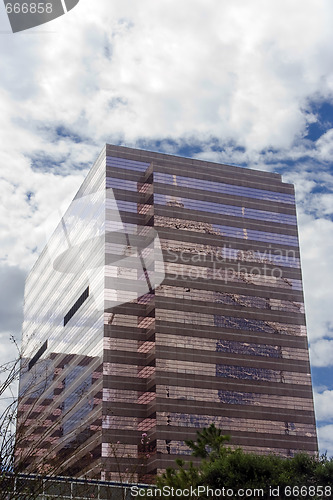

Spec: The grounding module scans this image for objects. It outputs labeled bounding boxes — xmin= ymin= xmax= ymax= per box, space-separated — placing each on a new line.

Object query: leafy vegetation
xmin=154 ymin=424 xmax=333 ymax=499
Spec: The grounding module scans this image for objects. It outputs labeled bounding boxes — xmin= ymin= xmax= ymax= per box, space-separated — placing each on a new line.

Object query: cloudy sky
xmin=0 ymin=0 xmax=332 ymax=456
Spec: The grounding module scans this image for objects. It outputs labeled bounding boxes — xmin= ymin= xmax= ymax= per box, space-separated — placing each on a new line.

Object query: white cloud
xmin=0 ymin=94 xmax=90 ymax=269
xmin=0 ymin=265 xmax=25 ymax=336
xmin=317 ymin=425 xmax=333 ymax=458
xmin=0 ymin=150 xmax=86 ymax=269
xmin=314 ymin=389 xmax=333 ymax=422
xmin=315 ymin=129 xmax=333 ymax=162
xmin=310 ymin=340 xmax=333 ymax=367
xmin=298 ymin=214 xmax=333 ymax=343
xmin=278 ymin=165 xmax=333 ymax=347
xmin=1 ymin=0 xmax=333 ymax=156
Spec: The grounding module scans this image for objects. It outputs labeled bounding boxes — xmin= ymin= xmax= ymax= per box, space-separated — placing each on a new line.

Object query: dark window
xmin=28 ymin=340 xmax=48 ymax=371
xmin=64 ymin=287 xmax=89 ymax=326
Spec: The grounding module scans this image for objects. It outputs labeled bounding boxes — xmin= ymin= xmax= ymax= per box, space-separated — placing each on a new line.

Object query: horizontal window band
xmin=156 ymin=309 xmax=306 ymax=336
xmin=104 ymin=346 xmax=309 ymax=372
xmin=155 ymin=216 xmax=299 ymax=246
xmin=155 ymin=429 xmax=317 ymax=448
xmin=161 ymin=278 xmax=304 ymax=302
xmin=160 ymin=238 xmax=301 ymax=268
xmin=101 ymin=413 xmax=315 ymax=438
xmin=104 ymin=322 xmax=309 ymax=349
xmin=107 ymin=183 xmax=297 ymax=215
xmin=155 ymin=412 xmax=316 ymax=436
xmin=106 ymin=401 xmax=315 ymax=425
xmin=155 ymin=376 xmax=314 ymax=398
xmin=162 ymin=265 xmax=303 ymax=291
xmin=103 ymin=323 xmax=149 ymax=337
xmin=155 ymin=320 xmax=308 ymax=350
xmin=106 ymin=156 xmax=150 ymax=172
xmin=102 ymin=217 xmax=301 ymax=253
xmin=155 ymin=359 xmax=310 ymax=384
xmin=111 ymin=211 xmax=300 ymax=246
xmin=155 ymin=439 xmax=316 ymax=457
xmin=154 ymin=173 xmax=295 ymax=204
xmin=155 ymin=296 xmax=306 ymax=324
xmin=102 ymin=336 xmax=308 ymax=360
xmin=102 ymin=367 xmax=311 ymax=388
xmin=105 ymin=148 xmax=281 ymax=181
xmin=162 ymin=259 xmax=302 ymax=280
xmin=155 ymin=297 xmax=306 ymax=326
xmin=155 ymin=183 xmax=297 ymax=214
xmin=110 ymin=196 xmax=298 ymax=227
xmin=162 ymin=295 xmax=304 ymax=319
xmin=103 ymin=277 xmax=304 ymax=304
xmin=155 ymin=334 xmax=309 ymax=361
xmin=153 ymin=161 xmax=287 ymax=189
xmin=156 ymin=285 xmax=304 ymax=314
xmin=105 ymin=172 xmax=295 ymax=203
xmin=103 ymin=374 xmax=313 ymax=399
xmin=154 ymin=194 xmax=297 ymax=226
xmin=154 ymin=208 xmax=298 ymax=236
xmin=153 ymin=399 xmax=315 ymax=422
xmin=113 ymin=205 xmax=298 ymax=235
xmin=158 ymin=227 xmax=301 ymax=253
xmin=156 ymin=385 xmax=314 ymax=408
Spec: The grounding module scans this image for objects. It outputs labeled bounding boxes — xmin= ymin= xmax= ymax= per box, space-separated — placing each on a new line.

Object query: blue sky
xmin=0 ymin=0 xmax=332 ymax=456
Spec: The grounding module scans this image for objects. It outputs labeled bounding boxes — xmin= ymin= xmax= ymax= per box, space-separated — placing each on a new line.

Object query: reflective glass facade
xmin=17 ymin=149 xmax=106 ymax=477
xmin=17 ymin=144 xmax=317 ymax=482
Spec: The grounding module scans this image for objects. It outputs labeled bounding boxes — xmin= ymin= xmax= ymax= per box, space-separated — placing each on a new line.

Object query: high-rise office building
xmin=17 ymin=144 xmax=317 ymax=481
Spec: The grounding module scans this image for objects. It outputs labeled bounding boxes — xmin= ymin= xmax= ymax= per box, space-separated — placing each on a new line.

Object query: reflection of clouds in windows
xmin=217 ymin=390 xmax=314 ymax=410
xmin=155 ymin=193 xmax=297 ymax=225
xmin=156 ymin=333 xmax=309 ymax=361
xmin=216 ymin=364 xmax=280 ymax=382
xmin=45 ymin=176 xmax=164 ymax=316
xmin=162 ymin=261 xmax=303 ymax=291
xmin=161 ymin=238 xmax=300 ymax=268
xmin=218 ymin=390 xmax=252 ymax=405
xmin=157 ymin=309 xmax=306 ymax=336
xmin=63 ymin=401 xmax=93 ymax=435
xmin=19 ymin=358 xmax=54 ymax=399
xmin=106 ymin=178 xmax=137 ymax=191
xmin=213 ymin=224 xmax=299 ymax=246
xmin=216 ymin=365 xmax=310 ymax=385
xmin=214 ymin=315 xmax=276 ymax=334
xmin=155 ymin=359 xmax=310 ymax=384
xmin=63 ymin=365 xmax=93 ymax=435
xmin=216 ymin=340 xmax=282 ymax=358
xmin=155 ymin=173 xmax=295 ymax=204
xmin=106 ymin=156 xmax=150 ymax=173
xmin=156 ymin=385 xmax=314 ymax=409
xmin=64 ymin=367 xmax=91 ymax=408
xmin=156 ymin=214 xmax=298 ymax=245
xmin=157 ymin=412 xmax=315 ymax=438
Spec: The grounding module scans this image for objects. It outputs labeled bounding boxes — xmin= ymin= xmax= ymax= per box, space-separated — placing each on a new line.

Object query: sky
xmin=0 ymin=0 xmax=332 ymax=457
